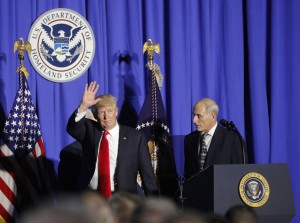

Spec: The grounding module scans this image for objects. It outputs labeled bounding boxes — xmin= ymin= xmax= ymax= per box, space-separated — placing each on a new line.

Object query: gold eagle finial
xmin=14 ymin=37 xmax=32 ymax=63
xmin=14 ymin=37 xmax=32 ymax=54
xmin=143 ymin=39 xmax=160 ymax=65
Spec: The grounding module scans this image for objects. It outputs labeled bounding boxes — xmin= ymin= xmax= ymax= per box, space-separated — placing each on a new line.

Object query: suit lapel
xmin=117 ymin=125 xmax=127 ymax=158
xmin=94 ymin=125 xmax=103 ymax=157
xmin=205 ymin=125 xmax=222 ymax=167
xmin=115 ymin=125 xmax=127 ymax=177
xmin=190 ymin=132 xmax=200 ymax=165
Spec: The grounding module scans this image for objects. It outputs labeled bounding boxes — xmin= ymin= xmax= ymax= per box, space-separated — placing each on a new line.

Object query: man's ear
xmin=211 ymin=113 xmax=215 ymax=121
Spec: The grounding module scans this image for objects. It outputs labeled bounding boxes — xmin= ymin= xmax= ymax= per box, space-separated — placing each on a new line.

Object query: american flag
xmin=136 ymin=65 xmax=178 ymax=198
xmin=0 ymin=69 xmax=47 ymax=222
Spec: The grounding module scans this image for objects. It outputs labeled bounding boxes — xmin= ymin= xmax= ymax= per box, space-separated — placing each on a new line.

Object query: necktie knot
xmin=201 ymin=133 xmax=208 ymax=147
xmin=104 ymin=130 xmax=109 ymax=137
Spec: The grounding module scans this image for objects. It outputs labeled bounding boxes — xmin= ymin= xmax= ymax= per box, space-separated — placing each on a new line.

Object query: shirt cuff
xmin=75 ymin=109 xmax=87 ymax=122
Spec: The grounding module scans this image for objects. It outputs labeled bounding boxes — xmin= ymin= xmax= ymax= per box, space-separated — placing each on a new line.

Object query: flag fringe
xmin=146 ymin=62 xmax=163 ymax=89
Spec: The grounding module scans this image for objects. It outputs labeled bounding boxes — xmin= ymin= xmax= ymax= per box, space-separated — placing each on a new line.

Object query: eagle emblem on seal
xmin=40 ymin=23 xmax=82 ymax=63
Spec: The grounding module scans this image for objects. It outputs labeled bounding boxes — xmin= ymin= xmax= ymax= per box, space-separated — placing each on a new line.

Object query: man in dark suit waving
xmin=67 ymin=81 xmax=158 ymax=198
xmin=184 ymin=98 xmax=247 ymax=179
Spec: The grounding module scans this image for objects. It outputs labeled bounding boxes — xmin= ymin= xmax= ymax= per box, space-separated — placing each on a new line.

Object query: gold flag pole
xmin=143 ymin=38 xmax=163 ymax=88
xmin=143 ymin=38 xmax=160 ymax=66
xmin=13 ymin=38 xmax=32 ymax=147
xmin=14 ymin=37 xmax=32 ymax=76
xmin=142 ymin=39 xmax=163 ymax=178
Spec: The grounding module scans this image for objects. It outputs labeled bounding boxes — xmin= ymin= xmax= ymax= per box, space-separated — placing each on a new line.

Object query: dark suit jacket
xmin=184 ymin=124 xmax=247 ymax=179
xmin=66 ymin=110 xmax=158 ymax=196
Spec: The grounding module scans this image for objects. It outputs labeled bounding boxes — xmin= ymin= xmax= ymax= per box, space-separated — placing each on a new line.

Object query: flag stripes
xmin=0 ymin=145 xmax=17 ymax=223
xmin=0 ymin=70 xmax=51 ymax=222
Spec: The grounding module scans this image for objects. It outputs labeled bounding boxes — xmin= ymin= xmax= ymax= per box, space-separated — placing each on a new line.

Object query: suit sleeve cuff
xmin=75 ymin=109 xmax=87 ymax=122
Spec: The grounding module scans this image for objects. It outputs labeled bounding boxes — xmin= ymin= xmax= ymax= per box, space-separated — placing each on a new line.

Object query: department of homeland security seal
xmin=239 ymin=172 xmax=270 ymax=207
xmin=28 ymin=8 xmax=95 ymax=82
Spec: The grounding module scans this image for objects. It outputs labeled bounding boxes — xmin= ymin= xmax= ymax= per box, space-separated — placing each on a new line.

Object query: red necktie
xmin=98 ymin=130 xmax=111 ymax=199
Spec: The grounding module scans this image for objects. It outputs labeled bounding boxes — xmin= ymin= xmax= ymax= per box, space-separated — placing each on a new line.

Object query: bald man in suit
xmin=184 ymin=98 xmax=247 ymax=179
xmin=67 ymin=81 xmax=158 ymax=197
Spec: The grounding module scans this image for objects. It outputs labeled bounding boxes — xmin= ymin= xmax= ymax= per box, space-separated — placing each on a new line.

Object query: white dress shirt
xmin=75 ymin=109 xmax=119 ymax=191
xmin=205 ymin=122 xmax=218 ymax=151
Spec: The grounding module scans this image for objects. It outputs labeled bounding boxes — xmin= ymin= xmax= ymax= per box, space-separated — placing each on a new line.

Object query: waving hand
xmin=79 ymin=81 xmax=101 ymax=112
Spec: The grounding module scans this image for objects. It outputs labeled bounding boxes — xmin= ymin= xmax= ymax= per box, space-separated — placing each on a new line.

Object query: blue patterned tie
xmin=199 ymin=133 xmax=208 ymax=171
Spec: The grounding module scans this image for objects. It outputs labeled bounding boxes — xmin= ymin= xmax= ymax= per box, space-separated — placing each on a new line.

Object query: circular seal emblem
xmin=239 ymin=172 xmax=270 ymax=207
xmin=28 ymin=8 xmax=95 ymax=82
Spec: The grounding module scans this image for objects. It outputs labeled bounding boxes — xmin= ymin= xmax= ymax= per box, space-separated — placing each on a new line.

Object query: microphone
xmin=176 ymin=176 xmax=186 ymax=213
xmin=220 ymin=119 xmax=236 ymax=132
xmin=220 ymin=119 xmax=229 ymax=127
xmin=220 ymin=118 xmax=246 ymax=164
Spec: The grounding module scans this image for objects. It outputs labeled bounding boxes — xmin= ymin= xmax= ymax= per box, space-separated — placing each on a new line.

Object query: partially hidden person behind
xmin=184 ymin=98 xmax=247 ymax=179
xmin=67 ymin=81 xmax=158 ymax=198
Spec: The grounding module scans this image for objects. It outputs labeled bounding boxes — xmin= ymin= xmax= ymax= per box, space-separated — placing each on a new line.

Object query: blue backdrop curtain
xmin=0 ymin=0 xmax=299 ymax=222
